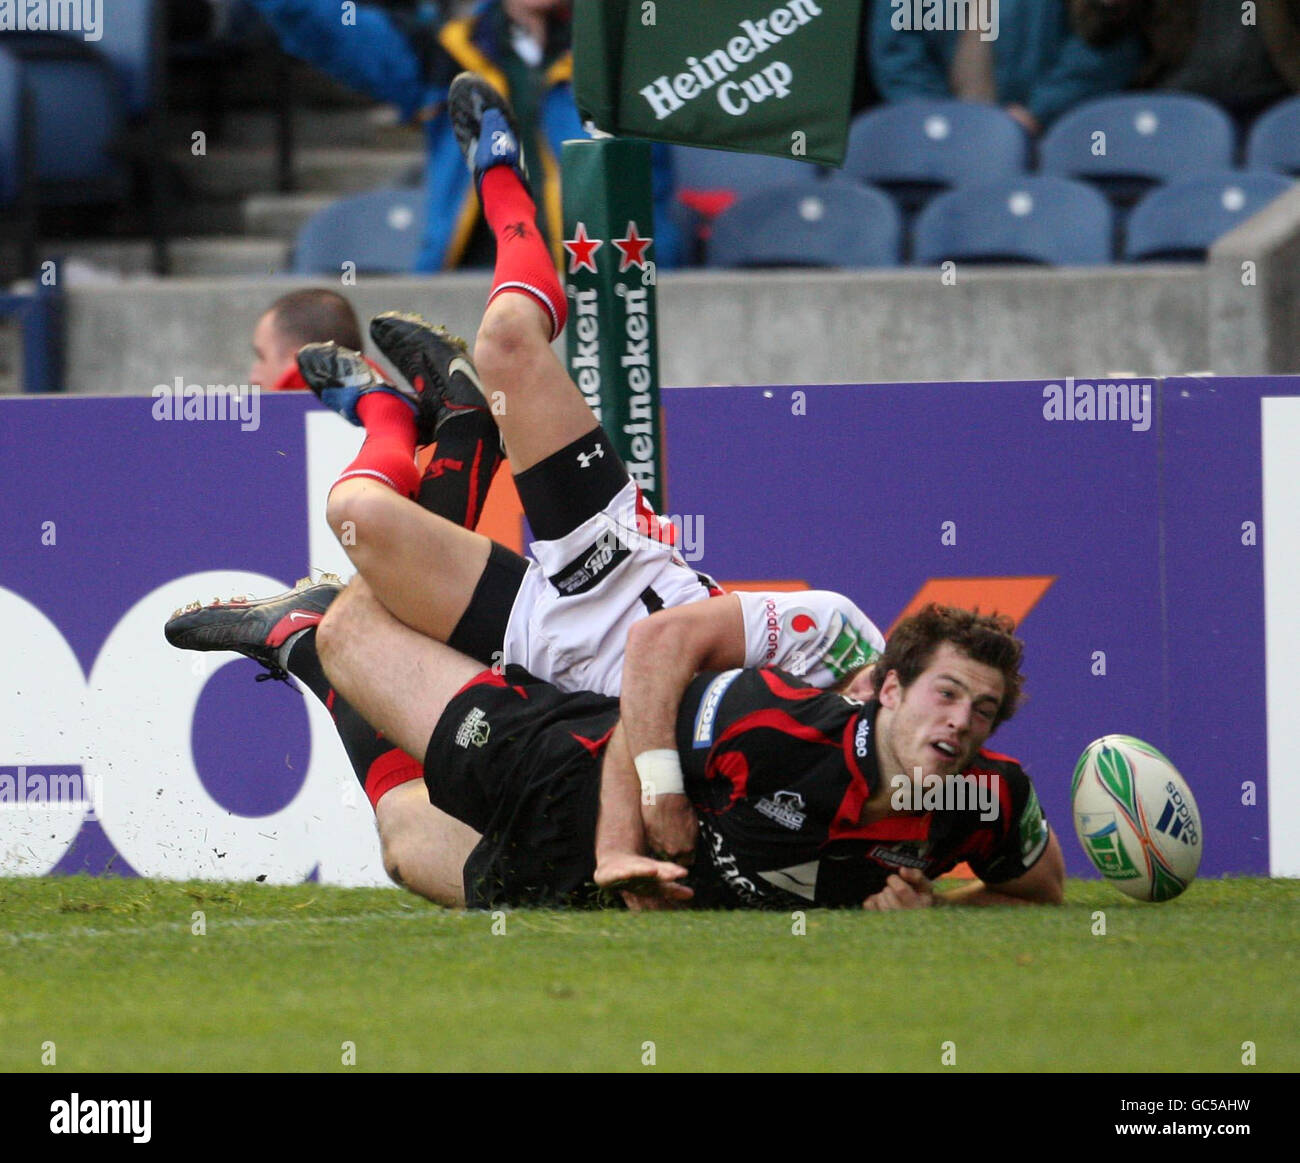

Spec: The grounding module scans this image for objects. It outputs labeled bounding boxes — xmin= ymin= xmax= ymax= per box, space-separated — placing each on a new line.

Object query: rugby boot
xmin=447 ymin=71 xmax=529 ymax=195
xmin=368 ymin=311 xmax=498 ymax=443
xmin=296 ymin=342 xmax=424 ymax=439
xmin=164 ymin=575 xmax=343 ymax=682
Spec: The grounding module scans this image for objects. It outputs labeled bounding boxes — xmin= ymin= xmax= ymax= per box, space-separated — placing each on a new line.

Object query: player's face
xmin=249 ymin=312 xmax=298 ymax=391
xmin=877 ymin=644 xmax=1005 ymax=780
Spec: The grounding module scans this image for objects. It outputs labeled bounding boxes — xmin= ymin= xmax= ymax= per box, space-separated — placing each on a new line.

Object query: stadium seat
xmin=912 ymin=176 xmax=1114 ymax=266
xmin=2 ymin=34 xmax=128 ymax=205
xmin=0 ymin=44 xmax=26 ymax=209
xmin=85 ymin=0 xmax=158 ymax=119
xmin=1123 ymin=171 xmax=1296 ymax=262
xmin=672 ymin=144 xmax=819 ymax=220
xmin=1246 ymin=95 xmax=1300 ymax=176
xmin=292 ymin=188 xmax=428 ymax=275
xmin=1039 ymin=94 xmax=1236 ymax=204
xmin=706 ymin=180 xmax=902 ymax=269
xmin=842 ymin=100 xmax=1029 ymax=212
xmin=0 ymin=44 xmax=36 ymax=277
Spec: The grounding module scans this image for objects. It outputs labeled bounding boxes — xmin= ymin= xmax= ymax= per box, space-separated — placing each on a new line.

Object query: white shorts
xmin=501 ymin=481 xmax=716 ymax=697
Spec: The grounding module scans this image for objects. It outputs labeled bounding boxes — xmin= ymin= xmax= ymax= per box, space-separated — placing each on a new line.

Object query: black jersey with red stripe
xmin=675 ymin=669 xmax=1050 ymax=908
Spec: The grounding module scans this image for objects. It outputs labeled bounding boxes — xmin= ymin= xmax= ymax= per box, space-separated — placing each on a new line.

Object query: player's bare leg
xmin=374 ymin=781 xmax=478 ymax=907
xmin=316 ymin=575 xmax=482 ymax=763
xmin=293 ymin=341 xmax=499 ymax=642
xmin=473 ymin=292 xmax=595 ymax=473
xmin=324 ymin=478 xmax=492 ymax=644
xmin=316 ymin=575 xmax=486 ymax=906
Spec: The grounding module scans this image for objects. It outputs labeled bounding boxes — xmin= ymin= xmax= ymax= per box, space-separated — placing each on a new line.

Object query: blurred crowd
xmin=5 ymin=0 xmax=1299 ymax=276
xmin=234 ymin=0 xmax=1299 ymax=269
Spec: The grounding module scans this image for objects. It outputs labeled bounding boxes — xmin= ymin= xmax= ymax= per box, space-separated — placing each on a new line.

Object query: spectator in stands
xmin=250 ymin=288 xmax=364 ymax=391
xmin=869 ymin=0 xmax=1143 ymax=135
xmin=1073 ymin=0 xmax=1300 ymax=120
xmin=245 ymin=0 xmax=684 ymax=270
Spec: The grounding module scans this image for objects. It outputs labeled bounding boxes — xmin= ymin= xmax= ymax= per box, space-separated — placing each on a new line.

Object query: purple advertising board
xmin=1 ymin=377 xmax=1297 ymax=884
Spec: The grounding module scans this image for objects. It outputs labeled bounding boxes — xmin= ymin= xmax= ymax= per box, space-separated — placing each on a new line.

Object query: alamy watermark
xmin=889 ymin=769 xmax=1000 ymax=821
xmin=0 ymin=765 xmax=104 ymax=818
xmin=1042 ymin=377 xmax=1152 ymax=432
xmin=0 ymin=0 xmax=102 ymax=41
xmin=151 ymin=379 xmax=261 ymax=432
xmin=890 ymin=0 xmax=1000 ymax=41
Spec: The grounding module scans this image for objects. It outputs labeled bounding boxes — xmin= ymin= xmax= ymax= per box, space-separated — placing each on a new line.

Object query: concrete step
xmin=57 ymin=238 xmax=290 ymax=279
xmin=185 ymin=106 xmax=422 ymax=151
xmin=171 ymin=147 xmax=423 ymax=200
xmin=166 ymin=201 xmax=250 ymax=236
xmin=242 ymin=192 xmax=339 ymax=241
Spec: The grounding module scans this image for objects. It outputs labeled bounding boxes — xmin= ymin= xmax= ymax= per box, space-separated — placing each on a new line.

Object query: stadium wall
xmin=2 ymin=378 xmax=1297 ymax=886
xmin=43 ymin=184 xmax=1300 ymax=392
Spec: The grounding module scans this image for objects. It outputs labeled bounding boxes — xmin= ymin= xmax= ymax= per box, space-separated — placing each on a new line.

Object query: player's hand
xmin=862 ymin=867 xmax=936 ymax=911
xmin=595 ymin=852 xmax=694 ymax=911
xmin=641 ymin=793 xmax=698 ymax=866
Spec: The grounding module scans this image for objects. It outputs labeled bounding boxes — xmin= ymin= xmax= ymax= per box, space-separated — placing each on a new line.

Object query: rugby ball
xmin=1071 ymin=735 xmax=1202 ymax=901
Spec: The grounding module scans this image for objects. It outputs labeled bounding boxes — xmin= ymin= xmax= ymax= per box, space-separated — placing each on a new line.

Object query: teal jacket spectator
xmin=246 ymin=0 xmax=684 ymax=271
xmin=870 ymin=0 xmax=1144 ymax=130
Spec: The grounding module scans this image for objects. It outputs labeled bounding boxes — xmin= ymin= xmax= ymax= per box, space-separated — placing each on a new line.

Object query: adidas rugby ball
xmin=1071 ymin=735 xmax=1202 ymax=902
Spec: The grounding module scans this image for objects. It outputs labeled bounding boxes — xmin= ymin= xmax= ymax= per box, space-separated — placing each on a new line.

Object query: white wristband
xmin=634 ymin=749 xmax=685 ymax=798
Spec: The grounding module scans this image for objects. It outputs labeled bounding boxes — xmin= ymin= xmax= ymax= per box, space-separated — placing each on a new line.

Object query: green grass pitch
xmin=2 ymin=876 xmax=1295 ymax=1073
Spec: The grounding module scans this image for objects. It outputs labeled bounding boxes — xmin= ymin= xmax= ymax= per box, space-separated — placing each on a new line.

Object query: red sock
xmin=481 ymin=166 xmax=568 ymax=340
xmin=332 ymin=393 xmax=421 ymax=498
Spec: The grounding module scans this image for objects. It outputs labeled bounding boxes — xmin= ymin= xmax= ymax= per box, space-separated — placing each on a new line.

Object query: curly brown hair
xmin=869 ymin=605 xmax=1025 ymax=728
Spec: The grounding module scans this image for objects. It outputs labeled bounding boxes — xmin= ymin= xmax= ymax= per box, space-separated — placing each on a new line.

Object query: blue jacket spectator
xmin=247 ymin=0 xmax=684 ymax=271
xmin=870 ymin=0 xmax=1143 ymax=133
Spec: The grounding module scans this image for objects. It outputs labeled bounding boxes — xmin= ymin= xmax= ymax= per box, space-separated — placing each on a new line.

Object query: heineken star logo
xmin=612 ymin=221 xmax=653 ymax=271
xmin=563 ymin=222 xmax=602 ymax=274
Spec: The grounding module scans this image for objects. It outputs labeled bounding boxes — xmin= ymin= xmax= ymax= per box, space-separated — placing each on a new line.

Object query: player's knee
xmin=475 ymin=294 xmax=547 ymax=385
xmin=315 ymin=586 xmax=358 ymax=674
xmin=326 ymin=481 xmax=392 ymax=552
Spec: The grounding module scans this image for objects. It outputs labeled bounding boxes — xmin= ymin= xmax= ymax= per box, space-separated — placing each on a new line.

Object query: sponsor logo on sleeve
xmin=1019 ymin=786 xmax=1049 ymax=864
xmin=693 ymin=669 xmax=741 ymax=749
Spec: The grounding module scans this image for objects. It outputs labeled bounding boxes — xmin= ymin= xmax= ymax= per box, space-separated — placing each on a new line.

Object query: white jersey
xmin=734 ymin=590 xmax=885 ymax=689
xmin=502 ymin=481 xmax=884 ymax=698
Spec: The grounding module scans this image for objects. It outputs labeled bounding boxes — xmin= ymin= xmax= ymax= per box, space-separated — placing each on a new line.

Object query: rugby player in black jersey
xmin=316 ymin=585 xmax=1065 ymax=908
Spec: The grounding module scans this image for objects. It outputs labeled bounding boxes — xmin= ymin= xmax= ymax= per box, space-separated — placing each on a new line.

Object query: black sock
xmin=284 ymin=629 xmax=332 ymax=702
xmin=512 ymin=426 xmax=627 ymax=541
xmin=285 ymin=629 xmax=405 ymax=790
xmin=417 ymin=411 xmax=504 ymax=530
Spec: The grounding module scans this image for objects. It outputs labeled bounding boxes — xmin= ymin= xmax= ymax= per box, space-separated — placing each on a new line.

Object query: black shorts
xmin=423 ymin=665 xmax=620 ymax=908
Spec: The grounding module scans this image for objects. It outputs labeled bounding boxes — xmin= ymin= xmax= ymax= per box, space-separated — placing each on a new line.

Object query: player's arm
xmin=950 ymin=825 xmax=1066 ymax=905
xmin=593 ymin=724 xmax=692 ymax=909
xmin=864 ymin=829 xmax=1066 ymax=909
xmin=620 ymin=596 xmax=748 ymax=863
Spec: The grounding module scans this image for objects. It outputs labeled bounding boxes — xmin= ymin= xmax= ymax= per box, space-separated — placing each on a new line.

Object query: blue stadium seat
xmin=0 ymin=44 xmax=25 ymax=207
xmin=292 ymin=188 xmax=428 ymax=275
xmin=89 ymin=0 xmax=158 ymax=119
xmin=5 ymin=35 xmax=128 ymax=205
xmin=912 ymin=176 xmax=1114 ymax=266
xmin=1039 ymin=94 xmax=1236 ymax=204
xmin=673 ymin=144 xmax=818 ymax=208
xmin=706 ymin=180 xmax=902 ymax=269
xmin=842 ymin=100 xmax=1029 ymax=212
xmin=1246 ymin=96 xmax=1300 ymax=176
xmin=1123 ymin=171 xmax=1295 ymax=261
